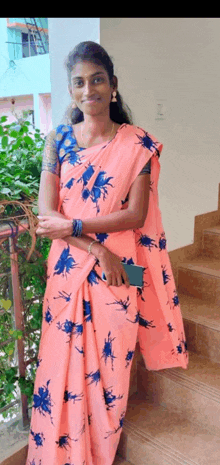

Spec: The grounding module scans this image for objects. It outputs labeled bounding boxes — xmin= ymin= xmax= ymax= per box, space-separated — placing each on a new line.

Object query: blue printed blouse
xmin=41 ymin=125 xmax=151 ymax=177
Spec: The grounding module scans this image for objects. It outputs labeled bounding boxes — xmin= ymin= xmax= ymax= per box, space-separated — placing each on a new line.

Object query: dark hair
xmin=63 ymin=41 xmax=133 ymax=125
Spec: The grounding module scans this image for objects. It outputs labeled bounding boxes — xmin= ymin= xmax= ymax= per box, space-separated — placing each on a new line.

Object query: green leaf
xmin=0 ymin=125 xmax=4 ymax=136
xmin=1 ymin=136 xmax=8 ymax=148
xmin=25 ymin=289 xmax=33 ymax=299
xmin=0 ymin=116 xmax=7 ymax=123
xmin=24 ymin=135 xmax=34 ymax=145
xmin=1 ymin=187 xmax=11 ymax=194
xmin=9 ymin=130 xmax=18 ymax=138
xmin=32 ymin=206 xmax=39 ymax=215
xmin=14 ymin=180 xmax=25 ymax=187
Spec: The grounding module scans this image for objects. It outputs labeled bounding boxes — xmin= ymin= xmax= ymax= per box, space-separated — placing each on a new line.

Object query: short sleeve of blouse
xmin=41 ymin=129 xmax=60 ymax=177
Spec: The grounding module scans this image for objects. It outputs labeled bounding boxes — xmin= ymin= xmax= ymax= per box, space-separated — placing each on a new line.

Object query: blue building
xmin=0 ymin=18 xmax=51 ymax=135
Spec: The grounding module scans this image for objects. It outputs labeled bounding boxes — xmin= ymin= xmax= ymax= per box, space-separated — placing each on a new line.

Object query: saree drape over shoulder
xmin=25 ymin=123 xmax=189 ymax=465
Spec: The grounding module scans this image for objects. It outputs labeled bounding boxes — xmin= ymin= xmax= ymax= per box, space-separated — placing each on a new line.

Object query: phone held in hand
xmin=102 ymin=262 xmax=144 ymax=287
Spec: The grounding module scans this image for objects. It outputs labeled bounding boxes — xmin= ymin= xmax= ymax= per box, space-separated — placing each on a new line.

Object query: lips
xmin=84 ymin=96 xmax=100 ymax=103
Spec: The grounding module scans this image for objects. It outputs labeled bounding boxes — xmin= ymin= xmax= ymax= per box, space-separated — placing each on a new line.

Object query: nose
xmin=83 ymin=80 xmax=98 ymax=101
xmin=83 ymin=80 xmax=93 ymax=97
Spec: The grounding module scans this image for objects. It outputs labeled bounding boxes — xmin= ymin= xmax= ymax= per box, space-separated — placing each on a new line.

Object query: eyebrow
xmin=72 ymin=72 xmax=105 ymax=80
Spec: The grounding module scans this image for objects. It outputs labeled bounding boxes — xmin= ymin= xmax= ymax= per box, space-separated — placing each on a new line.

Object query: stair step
xmin=0 ymin=414 xmax=29 ymax=464
xmin=179 ymin=292 xmax=220 ymax=329
xmin=137 ymin=350 xmax=220 ymax=434
xmin=117 ymin=392 xmax=220 ymax=465
xmin=114 ymin=453 xmax=134 ymax=465
xmin=202 ymin=227 xmax=220 ymax=258
xmin=203 ymin=225 xmax=220 ymax=234
xmin=177 ymin=292 xmax=220 ymax=364
xmin=178 ymin=256 xmax=220 ymax=277
xmin=177 ymin=257 xmax=220 ymax=304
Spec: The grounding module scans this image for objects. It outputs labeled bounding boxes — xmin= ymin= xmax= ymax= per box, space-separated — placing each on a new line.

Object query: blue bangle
xmin=72 ymin=219 xmax=82 ymax=237
xmin=75 ymin=219 xmax=82 ymax=237
xmin=71 ymin=219 xmax=83 ymax=237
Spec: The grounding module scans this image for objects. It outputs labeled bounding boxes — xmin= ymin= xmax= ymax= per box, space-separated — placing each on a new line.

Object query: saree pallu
xmin=25 ymin=123 xmax=189 ymax=465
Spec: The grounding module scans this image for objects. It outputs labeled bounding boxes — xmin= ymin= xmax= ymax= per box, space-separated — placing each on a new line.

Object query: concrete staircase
xmin=1 ymin=184 xmax=220 ymax=465
xmin=116 ymin=191 xmax=220 ymax=464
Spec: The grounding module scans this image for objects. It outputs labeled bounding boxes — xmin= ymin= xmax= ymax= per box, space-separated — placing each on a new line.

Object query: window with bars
xmin=22 ymin=32 xmax=38 ymax=58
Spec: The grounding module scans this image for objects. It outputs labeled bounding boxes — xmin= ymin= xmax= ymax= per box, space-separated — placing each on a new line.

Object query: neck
xmin=82 ymin=113 xmax=113 ymax=136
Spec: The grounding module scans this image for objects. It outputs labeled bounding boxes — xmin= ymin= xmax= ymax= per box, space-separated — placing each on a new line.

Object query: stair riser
xmin=117 ymin=428 xmax=182 ymax=465
xmin=137 ymin=363 xmax=220 ymax=434
xmin=0 ymin=444 xmax=28 ymax=465
xmin=178 ymin=268 xmax=220 ymax=304
xmin=183 ymin=317 xmax=220 ymax=365
xmin=202 ymin=232 xmax=220 ymax=259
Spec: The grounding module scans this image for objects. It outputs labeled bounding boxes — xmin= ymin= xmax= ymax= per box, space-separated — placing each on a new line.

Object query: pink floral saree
xmin=25 ymin=123 xmax=189 ymax=465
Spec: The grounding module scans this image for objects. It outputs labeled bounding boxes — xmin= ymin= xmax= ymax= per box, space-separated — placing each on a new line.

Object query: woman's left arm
xmin=81 ymin=208 xmax=142 ymax=234
xmin=37 ymin=172 xmax=150 ymax=237
xmin=81 ymin=172 xmax=150 ymax=234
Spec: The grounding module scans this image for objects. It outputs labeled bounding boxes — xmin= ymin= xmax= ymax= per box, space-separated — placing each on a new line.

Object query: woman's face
xmin=69 ymin=61 xmax=117 ymax=118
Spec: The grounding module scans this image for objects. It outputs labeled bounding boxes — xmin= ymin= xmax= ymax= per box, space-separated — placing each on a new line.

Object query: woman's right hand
xmin=97 ymin=249 xmax=130 ymax=288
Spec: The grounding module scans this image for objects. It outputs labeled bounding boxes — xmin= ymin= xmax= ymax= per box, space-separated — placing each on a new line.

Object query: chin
xmin=84 ymin=109 xmax=105 ymax=117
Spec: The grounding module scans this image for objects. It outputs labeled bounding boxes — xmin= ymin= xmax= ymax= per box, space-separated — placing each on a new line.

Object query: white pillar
xmin=33 ymin=92 xmax=40 ymax=130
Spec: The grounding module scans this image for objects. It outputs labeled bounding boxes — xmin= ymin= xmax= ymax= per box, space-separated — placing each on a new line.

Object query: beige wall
xmin=100 ymin=18 xmax=220 ymax=251
xmin=48 ymin=18 xmax=100 ymax=129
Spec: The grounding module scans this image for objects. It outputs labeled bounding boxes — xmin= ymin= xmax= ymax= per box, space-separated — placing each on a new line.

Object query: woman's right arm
xmin=38 ymin=169 xmax=107 ymax=260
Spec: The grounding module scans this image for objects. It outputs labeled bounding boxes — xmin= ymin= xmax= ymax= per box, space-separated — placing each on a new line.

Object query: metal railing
xmin=0 ymin=219 xmax=40 ymax=429
xmin=5 ymin=39 xmax=49 ymax=60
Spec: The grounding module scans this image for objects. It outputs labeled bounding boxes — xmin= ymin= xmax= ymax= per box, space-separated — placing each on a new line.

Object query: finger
xmin=105 ymin=272 xmax=112 ymax=287
xmin=116 ymin=274 xmax=122 ymax=287
xmin=123 ymin=273 xmax=130 ymax=288
xmin=111 ymin=275 xmax=117 ymax=287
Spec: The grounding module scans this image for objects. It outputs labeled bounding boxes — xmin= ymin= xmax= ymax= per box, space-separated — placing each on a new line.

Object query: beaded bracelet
xmin=88 ymin=239 xmax=100 ymax=255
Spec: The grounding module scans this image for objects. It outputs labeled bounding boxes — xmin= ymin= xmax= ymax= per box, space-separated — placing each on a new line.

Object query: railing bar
xmin=9 ymin=236 xmax=30 ymax=427
xmin=0 ymin=399 xmax=20 ymax=414
xmin=0 ymin=218 xmax=42 ymax=426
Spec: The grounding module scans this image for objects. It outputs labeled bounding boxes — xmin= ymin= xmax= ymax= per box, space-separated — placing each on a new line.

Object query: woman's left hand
xmin=36 ymin=215 xmax=73 ymax=240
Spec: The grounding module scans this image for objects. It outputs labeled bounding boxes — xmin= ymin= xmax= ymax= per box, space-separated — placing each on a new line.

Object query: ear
xmin=68 ymin=85 xmax=72 ymax=97
xmin=111 ymin=75 xmax=118 ymax=91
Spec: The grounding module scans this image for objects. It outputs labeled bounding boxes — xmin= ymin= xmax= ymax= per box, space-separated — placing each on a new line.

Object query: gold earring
xmin=111 ymin=91 xmax=117 ymax=103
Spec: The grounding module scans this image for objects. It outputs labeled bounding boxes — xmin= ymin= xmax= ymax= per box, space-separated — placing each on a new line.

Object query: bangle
xmin=71 ymin=219 xmax=83 ymax=237
xmin=88 ymin=239 xmax=100 ymax=255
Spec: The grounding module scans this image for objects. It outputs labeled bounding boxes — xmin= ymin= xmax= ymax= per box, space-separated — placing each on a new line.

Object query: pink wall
xmin=0 ymin=93 xmax=52 ymax=135
xmin=39 ymin=93 xmax=52 ymax=135
xmin=0 ymin=94 xmax=34 ymax=125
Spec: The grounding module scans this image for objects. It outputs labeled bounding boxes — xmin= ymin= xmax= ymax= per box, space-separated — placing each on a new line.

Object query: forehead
xmin=71 ymin=61 xmax=108 ymax=78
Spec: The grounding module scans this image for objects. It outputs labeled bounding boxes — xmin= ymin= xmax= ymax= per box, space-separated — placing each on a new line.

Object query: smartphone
xmin=101 ymin=262 xmax=144 ymax=287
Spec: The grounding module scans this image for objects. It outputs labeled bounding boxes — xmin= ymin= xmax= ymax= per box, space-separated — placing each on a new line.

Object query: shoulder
xmin=124 ymin=124 xmax=163 ymax=153
xmin=55 ymin=124 xmax=72 ymax=135
xmin=119 ymin=124 xmax=163 ymax=151
xmin=44 ymin=129 xmax=56 ymax=147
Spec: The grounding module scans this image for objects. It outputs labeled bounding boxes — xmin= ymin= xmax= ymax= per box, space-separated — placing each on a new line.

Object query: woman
xmin=25 ymin=41 xmax=189 ymax=465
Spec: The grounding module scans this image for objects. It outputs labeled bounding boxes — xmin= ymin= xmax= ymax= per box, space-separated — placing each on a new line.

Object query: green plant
xmin=0 ymin=115 xmax=44 ymax=208
xmin=0 ymin=115 xmax=52 ymax=423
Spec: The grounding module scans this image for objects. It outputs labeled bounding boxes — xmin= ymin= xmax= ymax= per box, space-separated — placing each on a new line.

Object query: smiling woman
xmin=68 ymin=60 xmax=120 ymax=148
xmin=64 ymin=41 xmax=132 ymax=127
xmin=26 ymin=41 xmax=189 ymax=465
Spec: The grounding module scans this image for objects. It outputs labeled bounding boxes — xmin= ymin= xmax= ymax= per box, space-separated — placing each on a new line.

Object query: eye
xmin=93 ymin=76 xmax=104 ymax=84
xmin=73 ymin=79 xmax=83 ymax=87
